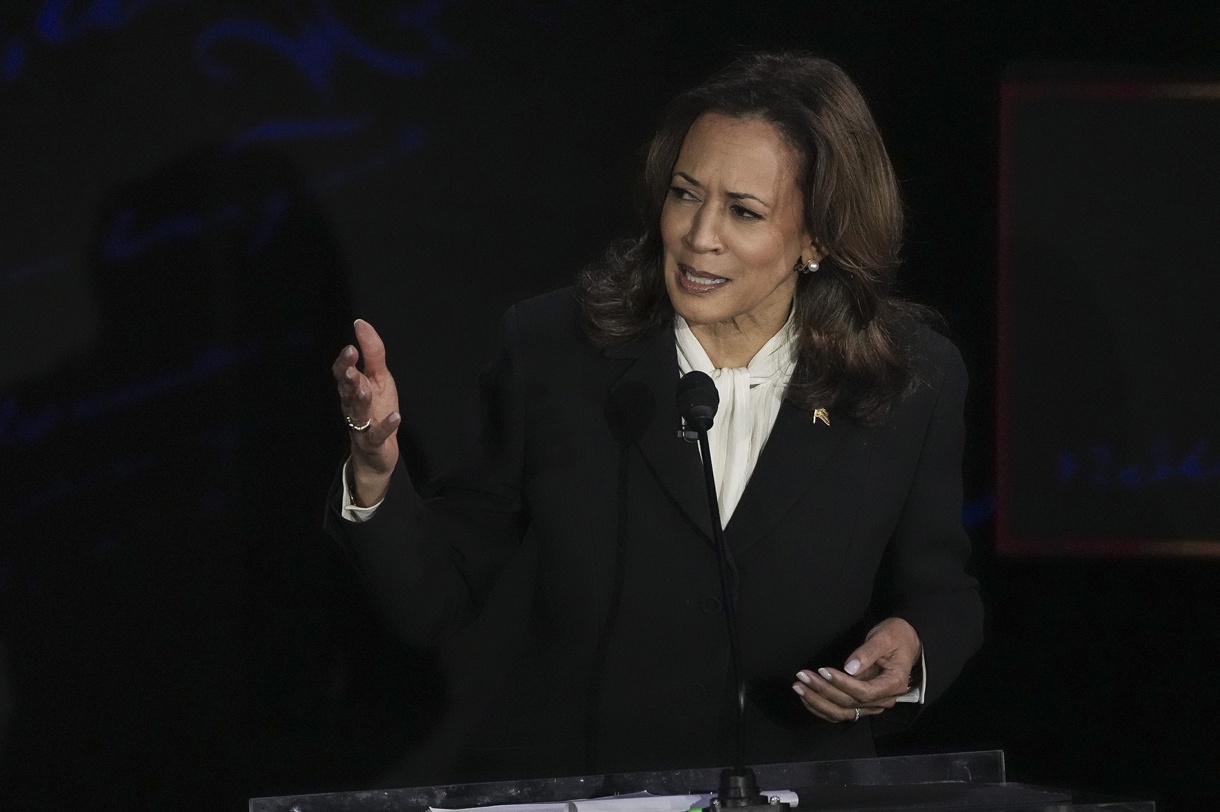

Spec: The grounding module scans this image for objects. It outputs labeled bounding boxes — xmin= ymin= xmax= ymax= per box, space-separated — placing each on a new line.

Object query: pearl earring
xmin=794 ymin=256 xmax=820 ymax=274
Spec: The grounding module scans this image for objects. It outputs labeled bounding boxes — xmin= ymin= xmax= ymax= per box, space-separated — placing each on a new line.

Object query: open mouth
xmin=678 ymin=264 xmax=728 ymax=292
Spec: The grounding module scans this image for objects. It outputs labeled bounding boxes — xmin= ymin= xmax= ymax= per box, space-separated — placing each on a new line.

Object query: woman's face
xmin=661 ymin=112 xmax=815 ymax=335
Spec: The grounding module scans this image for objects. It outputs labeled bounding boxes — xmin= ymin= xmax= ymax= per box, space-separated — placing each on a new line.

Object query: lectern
xmin=250 ymin=750 xmax=1153 ymax=811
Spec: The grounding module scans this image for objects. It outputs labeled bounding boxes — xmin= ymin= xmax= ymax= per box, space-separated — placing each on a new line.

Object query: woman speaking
xmin=326 ymin=52 xmax=982 ymax=779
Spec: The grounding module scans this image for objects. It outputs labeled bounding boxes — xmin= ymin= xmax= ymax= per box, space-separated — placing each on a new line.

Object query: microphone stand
xmin=691 ymin=427 xmax=791 ymax=812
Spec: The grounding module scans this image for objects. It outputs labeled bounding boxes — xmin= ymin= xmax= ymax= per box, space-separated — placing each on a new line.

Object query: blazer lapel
xmin=724 ymin=399 xmax=857 ymax=556
xmin=605 ymin=328 xmax=714 ymax=543
xmin=603 ymin=330 xmax=857 ymax=551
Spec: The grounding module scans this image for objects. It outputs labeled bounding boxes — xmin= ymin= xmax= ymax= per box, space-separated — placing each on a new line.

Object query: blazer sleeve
xmin=323 ymin=306 xmax=529 ymax=648
xmin=885 ymin=339 xmax=984 ymax=706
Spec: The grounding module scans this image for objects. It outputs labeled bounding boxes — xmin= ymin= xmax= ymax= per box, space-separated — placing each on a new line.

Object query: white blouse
xmin=673 ymin=310 xmax=797 ymax=525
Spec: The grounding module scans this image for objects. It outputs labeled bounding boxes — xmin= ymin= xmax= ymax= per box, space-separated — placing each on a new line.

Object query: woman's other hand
xmin=332 ymin=319 xmax=401 ymax=506
xmin=791 ymin=617 xmax=922 ymax=723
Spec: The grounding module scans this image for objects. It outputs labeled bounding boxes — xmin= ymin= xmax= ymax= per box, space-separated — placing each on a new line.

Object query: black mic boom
xmin=676 ymin=371 xmax=789 ymax=812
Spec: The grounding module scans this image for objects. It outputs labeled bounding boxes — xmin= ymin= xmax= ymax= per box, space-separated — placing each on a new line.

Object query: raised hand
xmin=791 ymin=617 xmax=922 ymax=723
xmin=332 ymin=319 xmax=402 ymax=506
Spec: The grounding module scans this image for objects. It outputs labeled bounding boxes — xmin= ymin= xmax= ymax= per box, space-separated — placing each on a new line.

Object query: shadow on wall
xmin=0 ymin=142 xmax=443 ymax=812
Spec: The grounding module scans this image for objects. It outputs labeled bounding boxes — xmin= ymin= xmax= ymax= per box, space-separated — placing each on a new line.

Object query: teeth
xmin=684 ymin=269 xmax=726 ymax=285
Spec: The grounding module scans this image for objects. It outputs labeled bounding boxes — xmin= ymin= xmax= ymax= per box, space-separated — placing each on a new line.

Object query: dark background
xmin=1 ymin=1 xmax=1217 ymax=810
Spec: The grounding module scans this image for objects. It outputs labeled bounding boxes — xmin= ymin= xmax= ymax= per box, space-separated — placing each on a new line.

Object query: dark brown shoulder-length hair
xmin=575 ymin=51 xmax=937 ymax=425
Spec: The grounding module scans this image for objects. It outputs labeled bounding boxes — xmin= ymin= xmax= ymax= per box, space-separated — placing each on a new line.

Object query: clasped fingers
xmin=828 ymin=664 xmax=909 ymax=704
xmin=791 ymin=670 xmax=887 ymax=723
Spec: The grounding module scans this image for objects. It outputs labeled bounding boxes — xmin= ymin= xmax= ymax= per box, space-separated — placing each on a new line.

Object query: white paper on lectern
xmin=431 ymin=803 xmax=571 ymax=812
xmin=431 ymin=788 xmax=799 ymax=812
xmin=574 ymin=792 xmax=704 ymax=812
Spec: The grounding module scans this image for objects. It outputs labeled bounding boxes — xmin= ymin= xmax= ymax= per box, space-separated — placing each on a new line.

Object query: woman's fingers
xmin=334 ymin=365 xmax=371 ymax=428
xmin=791 ymin=616 xmax=919 ymax=722
xmin=791 ymin=676 xmax=885 ymax=723
xmin=820 ymin=666 xmax=906 ymax=705
xmin=798 ymin=668 xmax=895 ymax=707
xmin=332 ymin=344 xmax=358 ymax=382
xmin=795 ymin=669 xmax=856 ymax=707
xmin=333 ymin=345 xmax=364 ymax=405
xmin=361 ymin=411 xmax=401 ymax=447
xmin=792 ymin=667 xmax=900 ymax=725
xmin=348 ymin=388 xmax=399 ymax=441
xmin=333 ymin=325 xmax=397 ymax=420
xmin=340 ymin=381 xmax=368 ymax=426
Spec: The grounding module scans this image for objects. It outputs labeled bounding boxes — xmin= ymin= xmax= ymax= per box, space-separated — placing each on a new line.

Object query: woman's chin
xmin=667 ymin=293 xmax=707 ymax=324
xmin=666 ymin=284 xmax=730 ymax=326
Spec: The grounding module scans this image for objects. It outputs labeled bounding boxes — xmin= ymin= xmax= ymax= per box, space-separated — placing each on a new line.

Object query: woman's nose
xmin=683 ymin=206 xmax=722 ymax=253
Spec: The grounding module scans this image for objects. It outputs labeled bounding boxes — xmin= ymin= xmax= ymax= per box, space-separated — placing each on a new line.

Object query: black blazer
xmin=326 ymin=287 xmax=982 ymax=779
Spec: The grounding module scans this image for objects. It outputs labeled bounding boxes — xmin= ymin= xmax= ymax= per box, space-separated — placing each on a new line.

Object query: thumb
xmin=843 ymin=637 xmax=885 ymax=678
xmin=354 ymin=318 xmax=388 ymax=375
xmin=845 ymin=622 xmax=904 ymax=676
xmin=845 ymin=618 xmax=920 ymax=677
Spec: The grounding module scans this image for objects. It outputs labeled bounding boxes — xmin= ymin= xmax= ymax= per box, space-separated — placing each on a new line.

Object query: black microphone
xmin=677 ymin=370 xmax=719 ymax=432
xmin=676 ymin=372 xmax=788 ymax=812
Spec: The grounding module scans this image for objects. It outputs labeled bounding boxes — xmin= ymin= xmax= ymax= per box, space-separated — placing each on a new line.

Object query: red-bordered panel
xmin=996 ymin=74 xmax=1220 ymax=557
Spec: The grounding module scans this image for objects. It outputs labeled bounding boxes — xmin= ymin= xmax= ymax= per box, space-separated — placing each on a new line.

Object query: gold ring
xmin=345 ymin=415 xmax=372 ymax=432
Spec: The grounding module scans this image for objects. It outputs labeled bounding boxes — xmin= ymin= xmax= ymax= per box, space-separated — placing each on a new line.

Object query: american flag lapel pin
xmin=812 ymin=408 xmax=830 ymax=427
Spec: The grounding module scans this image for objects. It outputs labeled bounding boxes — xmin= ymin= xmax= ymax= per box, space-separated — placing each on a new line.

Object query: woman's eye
xmin=732 ymin=204 xmax=762 ymax=221
xmin=668 ymin=186 xmax=697 ymax=201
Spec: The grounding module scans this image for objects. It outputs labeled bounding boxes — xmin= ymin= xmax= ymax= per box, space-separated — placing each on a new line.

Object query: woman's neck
xmin=689 ymin=313 xmax=787 ymax=369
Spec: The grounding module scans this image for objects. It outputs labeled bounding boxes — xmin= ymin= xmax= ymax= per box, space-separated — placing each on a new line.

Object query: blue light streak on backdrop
xmin=0 ymin=0 xmax=188 ymax=83
xmin=7 ymin=0 xmax=466 ymax=91
xmin=36 ymin=0 xmax=186 ymax=44
xmin=227 ymin=116 xmax=373 ymax=151
xmin=194 ymin=0 xmax=463 ymax=95
xmin=3 ymin=0 xmax=454 ymax=289
xmin=1056 ymin=439 xmax=1220 ymax=491
xmin=0 ymin=333 xmax=313 ymax=452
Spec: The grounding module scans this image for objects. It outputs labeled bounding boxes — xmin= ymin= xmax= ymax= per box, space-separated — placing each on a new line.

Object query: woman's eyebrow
xmin=672 ymin=171 xmax=771 ymax=207
xmin=726 ymin=190 xmax=770 ymax=207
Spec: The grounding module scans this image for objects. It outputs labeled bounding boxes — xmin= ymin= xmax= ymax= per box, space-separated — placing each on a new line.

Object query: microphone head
xmin=677 ymin=370 xmax=719 ymax=432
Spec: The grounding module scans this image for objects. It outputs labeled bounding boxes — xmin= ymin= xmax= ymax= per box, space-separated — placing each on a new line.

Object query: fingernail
xmin=354 ymin=318 xmax=365 ymax=327
xmin=357 ymin=388 xmax=367 ymax=399
xmin=845 ymin=659 xmax=861 ymax=676
xmin=388 ymin=411 xmax=401 ymax=424
xmin=817 ymin=668 xmax=832 ymax=681
xmin=792 ymin=684 xmax=805 ymax=697
xmin=795 ymin=671 xmax=812 ymax=685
